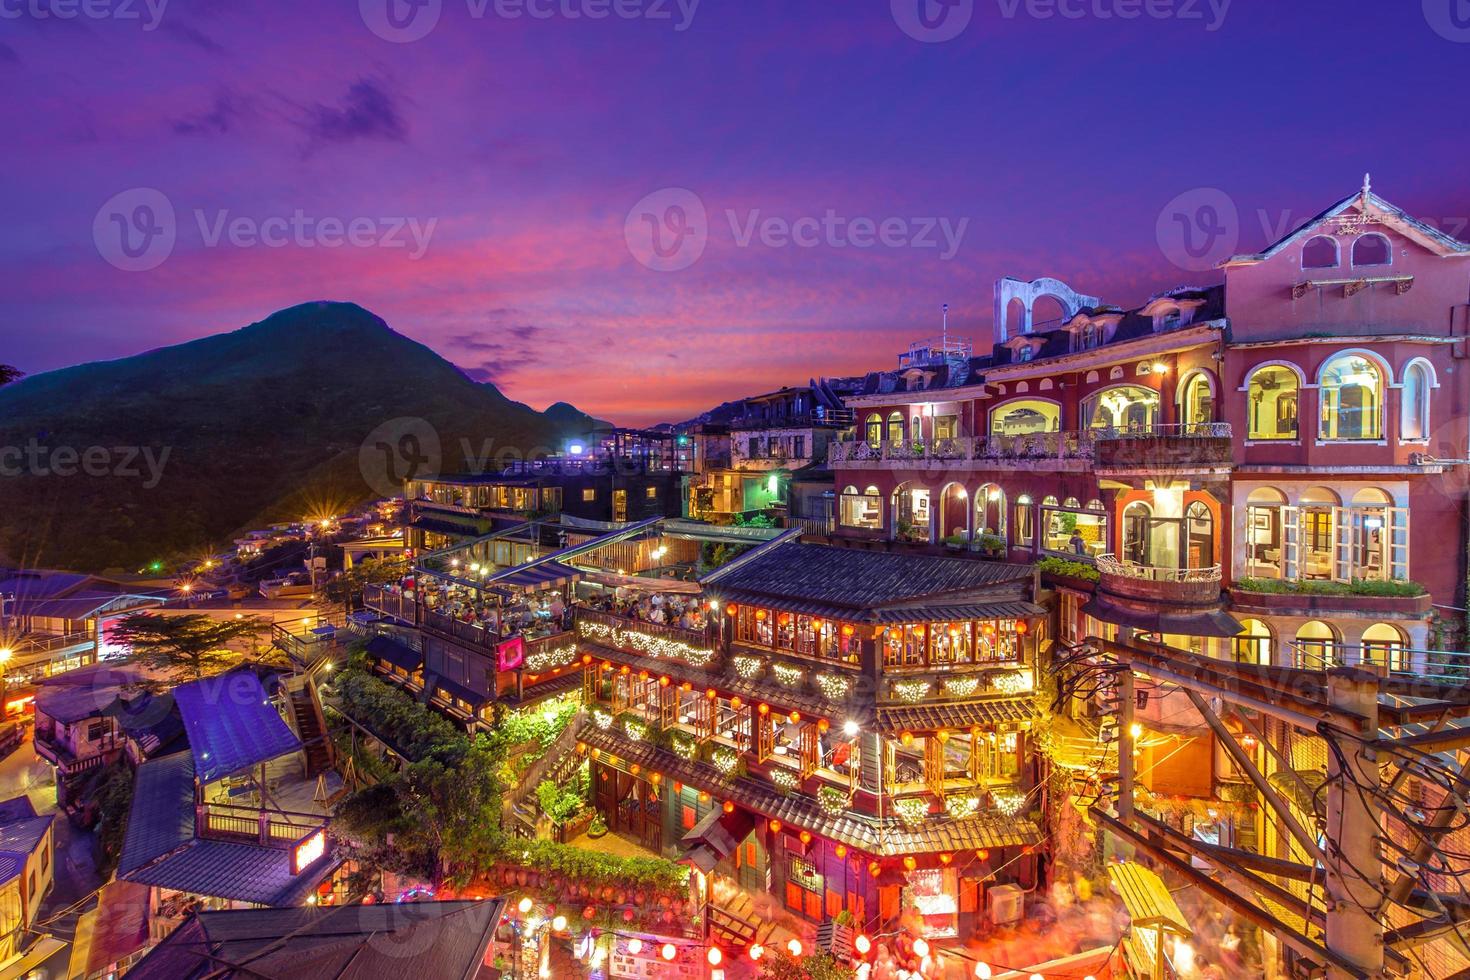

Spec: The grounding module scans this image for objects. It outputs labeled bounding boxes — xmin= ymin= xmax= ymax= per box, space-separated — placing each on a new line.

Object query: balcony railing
xmin=197 ymin=802 xmax=327 ymax=848
xmin=830 ymin=424 xmax=1233 ymax=467
xmin=0 ymin=629 xmax=95 ymax=658
xmin=362 ymin=584 xmax=418 ymax=624
xmin=1288 ymin=643 xmax=1470 ymax=686
xmin=1095 ymin=555 xmax=1223 ymax=606
xmin=422 ymin=607 xmax=502 ymax=652
xmin=729 ymin=409 xmax=855 ymax=430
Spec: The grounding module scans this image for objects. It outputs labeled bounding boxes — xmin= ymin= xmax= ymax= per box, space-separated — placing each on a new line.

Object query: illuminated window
xmin=1246 ymin=365 xmax=1300 ymax=440
xmin=839 ymin=485 xmax=882 ymax=530
xmin=1014 ymin=494 xmax=1034 ymax=547
xmin=1179 ymin=372 xmax=1215 ymax=427
xmin=1041 ymin=501 xmax=1107 ymax=559
xmin=582 ymin=488 xmax=596 ymax=502
xmin=645 ymin=486 xmax=657 ymax=499
xmin=989 ymin=399 xmax=1059 ymax=436
xmin=886 ymin=412 xmax=905 ymax=444
xmin=1319 ymin=353 xmax=1383 ymax=440
xmin=1081 ymin=385 xmax=1159 ymax=431
xmin=1401 ymin=360 xmax=1431 ymax=441
xmin=1362 ymin=622 xmax=1407 ymax=673
xmin=1233 ymin=619 xmax=1272 ymax=666
xmin=1295 ymin=620 xmax=1339 ymax=669
xmin=864 ymin=413 xmax=883 ymax=448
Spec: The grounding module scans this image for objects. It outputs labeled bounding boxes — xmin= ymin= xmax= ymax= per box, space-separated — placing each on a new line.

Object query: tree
xmin=111 ymin=612 xmax=270 ymax=684
xmin=0 ymin=365 xmax=21 ymax=388
xmin=319 ymin=556 xmax=408 ymax=615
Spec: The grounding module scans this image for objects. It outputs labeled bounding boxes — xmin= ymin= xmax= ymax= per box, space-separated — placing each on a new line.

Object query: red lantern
xmin=841 ymin=624 xmax=855 ymax=637
xmin=769 ymin=819 xmax=782 ymax=833
xmin=705 ymin=688 xmax=717 ymax=700
xmin=817 ymin=719 xmax=830 ymax=733
xmin=725 ymin=604 xmax=737 ymax=616
xmin=799 ymin=831 xmax=812 ymax=845
xmin=1015 ymin=619 xmax=1029 ymax=634
xmin=789 ymin=711 xmax=801 ymax=724
xmin=731 ymin=696 xmax=743 ymax=710
xmin=835 ymin=844 xmax=847 ymax=858
xmin=903 ymin=856 xmax=917 ymax=871
xmin=723 ymin=801 xmax=735 ymax=814
xmin=758 ymin=703 xmax=770 ymax=715
xmin=659 ymin=675 xmax=670 ymax=687
xmin=755 ymin=610 xmax=768 ymax=622
xmin=868 ymin=861 xmax=881 ymax=878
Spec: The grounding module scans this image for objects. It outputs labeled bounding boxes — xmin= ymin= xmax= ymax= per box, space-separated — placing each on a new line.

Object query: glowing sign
xmin=497 ymin=635 xmax=526 ymax=672
xmin=291 ymin=828 xmax=326 ymax=875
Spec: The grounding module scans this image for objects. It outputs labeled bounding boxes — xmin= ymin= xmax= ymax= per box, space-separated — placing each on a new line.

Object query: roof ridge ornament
xmin=1330 ymin=174 xmax=1379 ymax=238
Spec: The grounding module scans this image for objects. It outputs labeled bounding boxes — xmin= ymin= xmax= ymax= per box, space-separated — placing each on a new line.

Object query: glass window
xmin=1296 ymin=620 xmax=1338 ymax=669
xmin=1180 ymin=373 xmax=1215 ymax=427
xmin=933 ymin=414 xmax=958 ymax=439
xmin=886 ymin=412 xmax=905 ymax=444
xmin=582 ymin=488 xmax=596 ymax=502
xmin=1042 ymin=505 xmax=1107 ymax=559
xmin=1302 ymin=235 xmax=1338 ymax=269
xmin=1401 ymin=361 xmax=1430 ymax=441
xmin=1245 ymin=488 xmax=1286 ymax=579
xmin=989 ymin=399 xmax=1060 ymax=436
xmin=1319 ymin=354 xmax=1383 ymax=440
xmin=1352 ymin=234 xmax=1391 ymax=267
xmin=1362 ymin=623 xmax=1408 ymax=673
xmin=840 ymin=486 xmax=882 ymax=529
xmin=1082 ymin=386 xmax=1160 ymax=431
xmin=1233 ymin=619 xmax=1272 ymax=666
xmin=865 ymin=414 xmax=883 ymax=448
xmin=1014 ymin=495 xmax=1034 ymax=547
xmin=1246 ymin=366 xmax=1300 ymax=440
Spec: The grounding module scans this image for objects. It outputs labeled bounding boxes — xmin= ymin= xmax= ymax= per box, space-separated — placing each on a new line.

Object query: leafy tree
xmin=111 ymin=612 xmax=270 ymax=684
xmin=92 ymin=764 xmax=135 ymax=875
xmin=0 ymin=365 xmax=21 ymax=388
xmin=320 ymin=556 xmax=408 ymax=615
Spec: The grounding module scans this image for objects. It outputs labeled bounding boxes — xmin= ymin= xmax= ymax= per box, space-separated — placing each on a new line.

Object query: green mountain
xmin=0 ymin=302 xmax=601 ymax=572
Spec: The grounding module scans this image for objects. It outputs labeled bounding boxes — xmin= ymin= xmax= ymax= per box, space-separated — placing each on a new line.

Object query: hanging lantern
xmin=681 ymin=682 xmax=693 ymax=692
xmin=755 ymin=610 xmax=768 ymax=622
xmin=659 ymin=675 xmax=670 ymax=687
xmin=939 ymin=852 xmax=952 ymax=865
xmin=868 ymin=861 xmax=882 ymax=878
xmin=799 ymin=831 xmax=812 ymax=845
xmin=620 ymin=665 xmax=630 ymax=675
xmin=835 ymin=844 xmax=848 ymax=858
xmin=778 ymin=612 xmax=792 ymax=626
xmin=769 ymin=819 xmax=782 ymax=833
xmin=936 ymin=729 xmax=950 ymax=743
xmin=639 ymin=669 xmax=649 ymax=679
xmin=811 ymin=618 xmax=824 ymax=630
xmin=726 ymin=603 xmax=737 ymax=616
xmin=706 ymin=688 xmax=718 ymax=700
xmin=630 ymin=764 xmax=640 ymax=775
xmin=817 ymin=719 xmax=830 ymax=733
xmin=731 ymin=696 xmax=743 ymax=710
xmin=900 ymin=731 xmax=914 ymax=746
xmin=841 ymin=624 xmax=855 ymax=637
xmin=661 ymin=943 xmax=677 ymax=961
xmin=698 ymin=791 xmax=710 ymax=803
xmin=1015 ymin=619 xmax=1029 ymax=634
xmin=723 ymin=801 xmax=735 ymax=814
xmin=673 ymin=781 xmax=683 ymax=794
xmin=758 ymin=703 xmax=770 ymax=715
xmin=976 ymin=848 xmax=990 ymax=861
xmin=903 ymin=856 xmax=917 ymax=871
xmin=789 ymin=711 xmax=801 ymax=724
xmin=582 ymin=654 xmax=592 ymax=664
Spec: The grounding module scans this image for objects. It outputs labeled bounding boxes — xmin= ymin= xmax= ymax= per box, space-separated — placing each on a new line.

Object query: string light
xmin=661 ymin=943 xmax=677 ymax=961
xmin=627 ymin=938 xmax=643 ymax=955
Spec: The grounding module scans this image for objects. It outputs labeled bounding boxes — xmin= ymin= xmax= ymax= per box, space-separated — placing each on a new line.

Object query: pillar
xmin=1324 ymin=668 xmax=1384 ymax=979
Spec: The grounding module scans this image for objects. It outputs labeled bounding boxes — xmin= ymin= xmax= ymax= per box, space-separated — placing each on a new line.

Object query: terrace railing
xmin=422 ymin=607 xmax=502 ymax=653
xmin=574 ymin=608 xmax=717 ymax=668
xmin=362 ymin=584 xmax=418 ymax=625
xmin=197 ymin=802 xmax=327 ymax=848
xmin=829 ymin=424 xmax=1234 ymax=466
xmin=1287 ymin=643 xmax=1470 ymax=686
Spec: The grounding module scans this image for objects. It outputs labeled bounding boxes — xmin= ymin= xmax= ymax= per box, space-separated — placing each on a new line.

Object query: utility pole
xmin=1324 ymin=667 xmax=1384 ymax=980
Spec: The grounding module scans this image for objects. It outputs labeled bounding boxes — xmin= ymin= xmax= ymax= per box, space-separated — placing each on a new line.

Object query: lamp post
xmin=0 ymin=648 xmax=12 ymax=719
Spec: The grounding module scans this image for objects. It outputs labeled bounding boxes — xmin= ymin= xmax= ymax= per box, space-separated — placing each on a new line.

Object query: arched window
xmin=1233 ymin=619 xmax=1273 ymax=666
xmin=1179 ymin=372 xmax=1215 ymax=427
xmin=1014 ymin=494 xmax=1034 ymax=548
xmin=1302 ymin=235 xmax=1339 ymax=269
xmin=1296 ymin=621 xmax=1339 ymax=669
xmin=989 ymin=399 xmax=1060 ymax=436
xmin=1362 ymin=623 xmax=1408 ymax=673
xmin=1186 ymin=501 xmax=1215 ymax=568
xmin=1352 ymin=233 xmax=1391 ymax=267
xmin=1401 ymin=360 xmax=1431 ymax=441
xmin=1319 ymin=353 xmax=1383 ymax=440
xmin=1121 ymin=501 xmax=1152 ymax=566
xmin=886 ymin=411 xmax=905 ymax=444
xmin=1082 ymin=385 xmax=1160 ymax=431
xmin=840 ymin=485 xmax=882 ymax=530
xmin=1246 ymin=365 xmax=1300 ymax=440
xmin=864 ymin=413 xmax=883 ymax=448
xmin=1245 ymin=487 xmax=1286 ymax=578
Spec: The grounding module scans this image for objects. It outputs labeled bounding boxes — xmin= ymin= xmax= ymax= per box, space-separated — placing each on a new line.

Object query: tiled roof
xmin=117 ymin=752 xmax=196 ymax=876
xmin=876 ymin=697 xmax=1035 ymax=733
xmin=365 ymin=635 xmax=422 ymax=672
xmin=704 ymin=542 xmax=1034 ymax=619
xmin=869 ymin=601 xmax=1046 ymax=623
xmin=174 ymin=669 xmax=302 ymax=782
xmin=121 ymin=838 xmax=335 ymax=907
xmin=126 ymin=900 xmax=507 ymax=980
xmin=581 ymin=727 xmax=1038 ymax=855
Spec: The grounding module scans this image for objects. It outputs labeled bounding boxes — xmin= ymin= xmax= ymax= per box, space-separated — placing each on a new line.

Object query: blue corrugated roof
xmin=117 ymin=752 xmax=196 ymax=876
xmin=173 ymin=670 xmax=301 ymax=783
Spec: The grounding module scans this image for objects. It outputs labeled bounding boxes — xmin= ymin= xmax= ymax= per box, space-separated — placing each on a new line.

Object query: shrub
xmin=1233 ymin=577 xmax=1425 ymax=598
xmin=1035 ymin=556 xmax=1100 ymax=582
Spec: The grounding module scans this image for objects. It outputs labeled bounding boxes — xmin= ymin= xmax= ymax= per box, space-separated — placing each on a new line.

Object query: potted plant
xmin=588 ymin=812 xmax=608 ymax=839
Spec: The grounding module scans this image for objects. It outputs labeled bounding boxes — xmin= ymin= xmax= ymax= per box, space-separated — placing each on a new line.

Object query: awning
xmin=870 ymin=601 xmax=1047 ymax=624
xmin=1108 ymin=861 xmax=1192 ymax=935
xmin=425 ymin=673 xmax=490 ymax=709
xmin=582 ymin=570 xmax=702 ymax=594
xmin=680 ymin=806 xmax=756 ymax=874
xmin=365 ymin=635 xmax=423 ymax=673
xmin=174 ymin=670 xmax=302 ymax=782
xmin=497 ymin=561 xmax=582 ymax=591
xmin=877 ymin=697 xmax=1035 ymax=733
xmin=1081 ymin=595 xmax=1242 ymax=638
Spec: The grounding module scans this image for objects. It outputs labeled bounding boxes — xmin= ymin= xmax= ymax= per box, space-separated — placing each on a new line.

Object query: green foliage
xmin=1035 ymin=556 xmax=1100 ymax=582
xmin=758 ymin=950 xmax=856 ymax=980
xmin=503 ymin=838 xmax=688 ymax=895
xmin=1234 ymin=577 xmax=1426 ymax=597
xmin=536 ymin=766 xmax=589 ymax=825
xmin=734 ymin=512 xmax=776 ymax=529
xmin=333 ymin=665 xmax=468 ymax=764
xmin=321 ymin=556 xmax=409 ymax=610
xmin=977 ymin=532 xmax=1006 ymax=554
xmin=92 ymin=764 xmax=135 ymax=876
xmin=110 ymin=612 xmax=270 ymax=684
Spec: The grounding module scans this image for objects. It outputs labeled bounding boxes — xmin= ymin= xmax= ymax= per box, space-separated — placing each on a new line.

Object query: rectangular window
xmin=582 ymin=488 xmax=596 ymax=502
xmin=839 ymin=491 xmax=882 ymax=529
xmin=934 ymin=415 xmax=958 ymax=439
xmin=645 ymin=486 xmax=657 ymax=499
xmin=792 ymin=436 xmax=805 ymax=458
xmin=1014 ymin=503 xmax=1034 ymax=547
xmin=1042 ymin=508 xmax=1108 ymax=559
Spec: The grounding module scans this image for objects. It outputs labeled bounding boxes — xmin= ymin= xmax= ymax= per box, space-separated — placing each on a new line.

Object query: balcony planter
xmin=1229 ymin=588 xmax=1432 ymax=618
xmin=1039 ymin=570 xmax=1097 ymax=594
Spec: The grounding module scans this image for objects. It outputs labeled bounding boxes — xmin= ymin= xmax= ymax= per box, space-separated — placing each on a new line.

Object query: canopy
xmin=174 ymin=670 xmax=302 ymax=783
xmin=497 ymin=561 xmax=582 ymax=591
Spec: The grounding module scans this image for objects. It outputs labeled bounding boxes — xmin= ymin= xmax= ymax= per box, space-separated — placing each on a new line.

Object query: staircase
xmin=503 ymin=709 xmax=588 ymax=826
xmin=709 ymin=890 xmax=782 ymax=952
xmin=285 ymin=677 xmax=334 ymax=778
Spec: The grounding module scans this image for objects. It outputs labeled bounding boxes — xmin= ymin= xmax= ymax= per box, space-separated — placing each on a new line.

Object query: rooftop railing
xmin=1096 ymin=555 xmax=1222 ymax=584
xmin=830 ymin=423 xmax=1233 ymax=466
xmin=1288 ymin=643 xmax=1470 ymax=686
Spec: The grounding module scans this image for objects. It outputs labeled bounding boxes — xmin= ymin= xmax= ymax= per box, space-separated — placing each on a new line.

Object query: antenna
xmin=1362 ymin=172 xmax=1372 ymax=204
xmin=942 ymin=303 xmax=949 ymax=354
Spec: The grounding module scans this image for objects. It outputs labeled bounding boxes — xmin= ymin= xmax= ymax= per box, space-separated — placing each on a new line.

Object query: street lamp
xmin=0 ymin=648 xmax=11 ymax=720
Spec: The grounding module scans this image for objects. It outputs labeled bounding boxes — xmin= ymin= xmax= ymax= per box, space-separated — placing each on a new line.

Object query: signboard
xmin=290 ymin=827 xmax=327 ymax=875
xmin=497 ymin=635 xmax=526 ymax=671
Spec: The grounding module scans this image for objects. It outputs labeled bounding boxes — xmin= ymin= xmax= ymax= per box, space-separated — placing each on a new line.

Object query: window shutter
xmin=1390 ymin=506 xmax=1410 ymax=581
xmin=1283 ymin=506 xmax=1300 ymax=580
xmin=1332 ymin=507 xmax=1352 ymax=583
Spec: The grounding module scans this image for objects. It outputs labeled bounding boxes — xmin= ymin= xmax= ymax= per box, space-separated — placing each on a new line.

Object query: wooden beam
xmin=1092 ymin=808 xmax=1366 ymax=980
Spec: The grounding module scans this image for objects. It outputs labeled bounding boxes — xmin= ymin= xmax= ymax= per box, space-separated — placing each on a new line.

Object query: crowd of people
xmin=582 ymin=589 xmax=709 ymax=632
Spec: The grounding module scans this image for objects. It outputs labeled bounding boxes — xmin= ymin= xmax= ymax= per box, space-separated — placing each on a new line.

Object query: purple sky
xmin=5 ymin=0 xmax=1470 ymax=426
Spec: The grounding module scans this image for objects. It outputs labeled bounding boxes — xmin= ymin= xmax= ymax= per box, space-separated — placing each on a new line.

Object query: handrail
xmin=829 ymin=423 xmax=1234 ymax=464
xmin=1096 ymin=555 xmax=1222 ymax=583
xmin=1286 ymin=642 xmax=1470 ymax=684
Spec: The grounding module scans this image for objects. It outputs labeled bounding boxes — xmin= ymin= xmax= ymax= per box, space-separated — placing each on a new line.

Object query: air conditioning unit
xmin=987 ymin=883 xmax=1024 ymax=926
